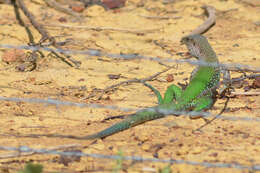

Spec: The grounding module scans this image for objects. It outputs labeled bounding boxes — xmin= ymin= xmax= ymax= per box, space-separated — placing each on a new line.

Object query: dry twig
xmin=230 ymin=91 xmax=260 ymax=96
xmin=16 ymin=0 xmax=81 ymax=67
xmin=45 ymin=24 xmax=161 ymax=35
xmin=43 ymin=0 xmax=81 ymax=18
xmin=194 ymin=96 xmax=230 ymax=132
xmin=85 ymin=66 xmax=175 ymax=100
xmin=185 ymin=5 xmax=216 ymax=37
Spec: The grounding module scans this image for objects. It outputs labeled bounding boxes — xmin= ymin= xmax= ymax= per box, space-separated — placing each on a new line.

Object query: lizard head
xmin=181 ymin=34 xmax=217 ymax=63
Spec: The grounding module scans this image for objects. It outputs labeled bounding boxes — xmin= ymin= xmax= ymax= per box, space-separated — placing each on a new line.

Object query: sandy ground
xmin=0 ymin=0 xmax=259 ymax=172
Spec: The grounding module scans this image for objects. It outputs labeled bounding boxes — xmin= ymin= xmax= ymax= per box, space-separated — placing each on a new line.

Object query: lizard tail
xmin=83 ymin=108 xmax=164 ymax=140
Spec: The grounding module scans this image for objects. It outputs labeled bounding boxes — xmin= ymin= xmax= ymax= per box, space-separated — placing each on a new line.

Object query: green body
xmin=83 ymin=35 xmax=220 ymax=140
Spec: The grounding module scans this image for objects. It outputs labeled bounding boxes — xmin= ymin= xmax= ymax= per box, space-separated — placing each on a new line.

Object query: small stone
xmin=71 ymin=5 xmax=85 ymax=13
xmin=2 ymin=49 xmax=26 ymax=63
xmin=252 ymin=77 xmax=260 ymax=88
xmin=107 ymin=74 xmax=121 ymax=79
xmin=166 ymin=74 xmax=174 ymax=82
xmin=78 ymin=78 xmax=85 ymax=82
xmin=209 ymin=152 xmax=218 ymax=157
xmin=58 ymin=17 xmax=67 ymax=23
xmin=102 ymin=0 xmax=126 ymax=9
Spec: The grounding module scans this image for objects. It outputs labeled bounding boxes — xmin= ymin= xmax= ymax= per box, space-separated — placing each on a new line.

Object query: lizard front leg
xmin=162 ymin=84 xmax=182 ymax=104
xmin=219 ymin=68 xmax=232 ymax=96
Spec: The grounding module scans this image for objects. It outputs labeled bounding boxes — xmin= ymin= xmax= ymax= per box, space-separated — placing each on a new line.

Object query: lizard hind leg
xmin=142 ymin=82 xmax=183 ymax=104
xmin=162 ymin=84 xmax=183 ymax=104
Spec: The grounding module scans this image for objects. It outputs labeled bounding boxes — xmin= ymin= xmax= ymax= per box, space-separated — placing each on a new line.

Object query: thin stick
xmin=194 ymin=96 xmax=230 ymax=132
xmin=16 ymin=0 xmax=50 ymax=40
xmin=230 ymin=74 xmax=260 ymax=82
xmin=230 ymin=91 xmax=260 ymax=96
xmin=90 ymin=66 xmax=174 ymax=119
xmin=45 ymin=24 xmax=161 ymax=34
xmin=43 ymin=0 xmax=81 ymax=18
xmin=185 ymin=5 xmax=216 ymax=36
xmin=225 ymin=65 xmax=260 ymax=73
xmin=16 ymin=0 xmax=80 ymax=67
xmin=85 ymin=66 xmax=174 ymax=100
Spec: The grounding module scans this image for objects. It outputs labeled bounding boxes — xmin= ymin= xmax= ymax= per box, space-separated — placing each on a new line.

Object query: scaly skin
xmin=83 ymin=34 xmax=220 ymax=140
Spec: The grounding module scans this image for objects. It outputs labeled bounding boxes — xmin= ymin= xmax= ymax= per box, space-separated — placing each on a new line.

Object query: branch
xmin=185 ymin=5 xmax=216 ymax=36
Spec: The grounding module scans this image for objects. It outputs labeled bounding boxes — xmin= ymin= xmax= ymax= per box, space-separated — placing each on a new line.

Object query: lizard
xmin=77 ymin=34 xmax=221 ymax=140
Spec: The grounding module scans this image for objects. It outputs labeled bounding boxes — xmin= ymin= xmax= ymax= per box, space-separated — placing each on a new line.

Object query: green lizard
xmin=77 ymin=34 xmax=220 ymax=140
